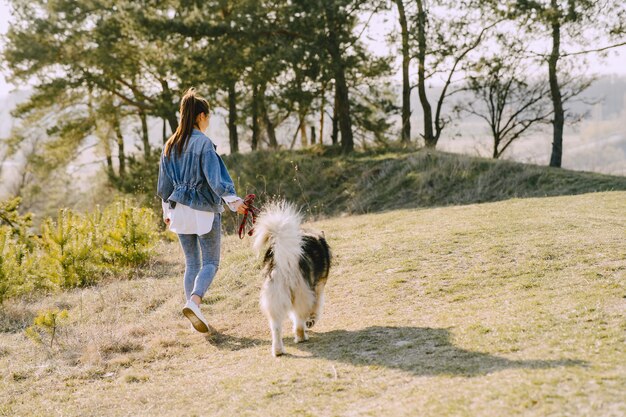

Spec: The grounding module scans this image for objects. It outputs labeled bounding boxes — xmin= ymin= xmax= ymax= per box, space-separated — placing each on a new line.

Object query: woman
xmin=157 ymin=88 xmax=246 ymax=333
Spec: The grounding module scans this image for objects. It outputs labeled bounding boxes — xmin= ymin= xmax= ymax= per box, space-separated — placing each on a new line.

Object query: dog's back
xmin=299 ymin=232 xmax=331 ymax=290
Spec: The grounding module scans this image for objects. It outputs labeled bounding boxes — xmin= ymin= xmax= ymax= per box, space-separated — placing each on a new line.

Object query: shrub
xmin=103 ymin=200 xmax=158 ymax=268
xmin=0 ymin=226 xmax=48 ymax=304
xmin=25 ymin=308 xmax=69 ymax=348
xmin=0 ymin=196 xmax=34 ymax=248
xmin=0 ymin=198 xmax=159 ymax=302
xmin=39 ymin=209 xmax=102 ymax=288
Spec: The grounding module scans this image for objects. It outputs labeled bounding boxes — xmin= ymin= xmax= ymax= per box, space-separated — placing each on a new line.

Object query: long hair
xmin=164 ymin=88 xmax=210 ymax=158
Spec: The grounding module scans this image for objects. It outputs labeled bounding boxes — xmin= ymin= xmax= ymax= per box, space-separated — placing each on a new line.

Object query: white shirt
xmin=162 ymin=195 xmax=241 ymax=235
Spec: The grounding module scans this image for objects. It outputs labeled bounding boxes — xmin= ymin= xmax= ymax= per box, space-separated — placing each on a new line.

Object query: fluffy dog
xmin=253 ymin=202 xmax=331 ymax=357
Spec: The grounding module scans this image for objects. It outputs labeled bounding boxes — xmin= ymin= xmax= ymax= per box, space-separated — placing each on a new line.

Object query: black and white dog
xmin=253 ymin=202 xmax=331 ymax=357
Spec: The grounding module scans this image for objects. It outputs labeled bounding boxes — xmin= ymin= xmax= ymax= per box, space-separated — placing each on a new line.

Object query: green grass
xmin=1 ymin=191 xmax=625 ymax=416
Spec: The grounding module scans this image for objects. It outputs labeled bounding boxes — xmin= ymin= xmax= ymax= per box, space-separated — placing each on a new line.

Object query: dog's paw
xmin=294 ymin=333 xmax=309 ymax=343
xmin=272 ymin=345 xmax=286 ymax=357
xmin=294 ymin=326 xmax=309 ymax=343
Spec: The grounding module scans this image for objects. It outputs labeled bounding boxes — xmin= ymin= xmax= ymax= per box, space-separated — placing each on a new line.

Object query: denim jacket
xmin=157 ymin=129 xmax=236 ymax=213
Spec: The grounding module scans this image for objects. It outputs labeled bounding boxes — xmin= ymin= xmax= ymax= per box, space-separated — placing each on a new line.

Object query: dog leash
xmin=238 ymin=194 xmax=259 ymax=239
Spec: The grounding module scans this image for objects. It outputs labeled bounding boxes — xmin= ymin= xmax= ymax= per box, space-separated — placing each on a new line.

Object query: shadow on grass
xmin=296 ymin=326 xmax=586 ymax=377
xmin=204 ymin=330 xmax=269 ymax=351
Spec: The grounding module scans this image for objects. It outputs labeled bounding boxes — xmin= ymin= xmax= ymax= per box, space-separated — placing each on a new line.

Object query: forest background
xmin=0 ymin=0 xmax=625 ymax=223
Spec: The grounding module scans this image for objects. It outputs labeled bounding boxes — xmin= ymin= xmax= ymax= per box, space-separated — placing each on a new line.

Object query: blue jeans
xmin=177 ymin=213 xmax=221 ymax=300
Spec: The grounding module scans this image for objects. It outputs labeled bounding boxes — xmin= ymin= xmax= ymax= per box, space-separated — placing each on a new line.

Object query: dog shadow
xmin=296 ymin=326 xmax=586 ymax=377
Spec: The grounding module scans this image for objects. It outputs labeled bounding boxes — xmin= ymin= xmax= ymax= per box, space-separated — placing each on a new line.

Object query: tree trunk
xmin=324 ymin=2 xmax=353 ymax=154
xmin=259 ymin=83 xmax=278 ymax=149
xmin=416 ymin=0 xmax=435 ymax=147
xmin=319 ymin=83 xmax=325 ymax=145
xmin=162 ymin=118 xmax=167 ymax=144
xmin=113 ymin=116 xmax=125 ymax=179
xmin=548 ymin=4 xmax=564 ymax=168
xmin=299 ymin=111 xmax=308 ymax=148
xmin=251 ymin=82 xmax=260 ymax=151
xmin=106 ymin=154 xmax=114 ymax=177
xmin=332 ymin=62 xmax=353 ymax=154
xmin=167 ymin=113 xmax=178 ymax=136
xmin=331 ymin=85 xmax=339 ymax=146
xmin=264 ymin=111 xmax=278 ymax=149
xmin=160 ymin=80 xmax=178 ymax=135
xmin=396 ymin=0 xmax=411 ymax=144
xmin=227 ymin=80 xmax=239 ymax=154
xmin=102 ymin=126 xmax=114 ymax=177
xmin=310 ymin=126 xmax=316 ymax=145
xmin=493 ymin=134 xmax=500 ymax=159
xmin=140 ymin=110 xmax=150 ymax=159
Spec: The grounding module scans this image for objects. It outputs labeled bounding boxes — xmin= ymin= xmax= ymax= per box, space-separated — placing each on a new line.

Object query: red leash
xmin=238 ymin=194 xmax=259 ymax=239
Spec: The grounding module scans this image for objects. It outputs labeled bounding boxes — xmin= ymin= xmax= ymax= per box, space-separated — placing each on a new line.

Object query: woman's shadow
xmin=289 ymin=326 xmax=583 ymax=377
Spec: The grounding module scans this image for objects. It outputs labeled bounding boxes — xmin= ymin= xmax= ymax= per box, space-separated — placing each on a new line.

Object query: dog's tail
xmin=253 ymin=201 xmax=303 ymax=275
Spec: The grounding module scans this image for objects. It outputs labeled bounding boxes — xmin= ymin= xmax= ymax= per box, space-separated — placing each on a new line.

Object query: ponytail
xmin=164 ymin=87 xmax=210 ymax=158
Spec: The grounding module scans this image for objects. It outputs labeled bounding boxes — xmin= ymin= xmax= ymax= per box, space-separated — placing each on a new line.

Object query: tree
xmin=0 ymin=104 xmax=85 ymax=216
xmin=505 ymin=0 xmax=626 ymax=167
xmin=409 ymin=0 xmax=502 ymax=148
xmin=323 ymin=1 xmax=356 ymax=153
xmin=395 ymin=0 xmax=411 ymax=144
xmin=461 ymin=53 xmax=553 ymax=158
xmin=2 ymin=0 xmax=185 ymax=182
xmin=223 ymin=0 xmax=391 ymax=152
xmin=287 ymin=0 xmax=391 ymax=153
xmin=142 ymin=0 xmax=283 ymax=154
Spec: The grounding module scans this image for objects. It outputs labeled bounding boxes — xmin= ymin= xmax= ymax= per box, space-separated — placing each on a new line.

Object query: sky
xmin=0 ymin=1 xmax=625 ymax=96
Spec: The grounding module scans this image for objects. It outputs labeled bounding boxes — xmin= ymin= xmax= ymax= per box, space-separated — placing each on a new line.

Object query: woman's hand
xmin=233 ymin=199 xmax=248 ymax=215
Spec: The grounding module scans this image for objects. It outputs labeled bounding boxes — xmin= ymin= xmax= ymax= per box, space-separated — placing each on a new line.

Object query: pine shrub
xmin=102 ymin=200 xmax=158 ymax=268
xmin=0 ymin=198 xmax=159 ymax=303
xmin=39 ymin=209 xmax=102 ymax=288
xmin=0 ymin=226 xmax=47 ymax=303
xmin=0 ymin=196 xmax=34 ymax=249
xmin=25 ymin=308 xmax=69 ymax=348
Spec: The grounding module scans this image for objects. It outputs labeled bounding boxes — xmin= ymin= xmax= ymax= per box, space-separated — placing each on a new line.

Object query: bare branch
xmin=561 ymin=41 xmax=626 ymax=57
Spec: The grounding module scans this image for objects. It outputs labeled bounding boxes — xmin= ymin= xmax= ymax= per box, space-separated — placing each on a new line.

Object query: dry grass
xmin=1 ymin=191 xmax=625 ymax=416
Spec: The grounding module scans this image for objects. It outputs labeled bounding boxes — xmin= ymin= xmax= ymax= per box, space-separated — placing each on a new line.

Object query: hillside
xmin=221 ymin=147 xmax=626 ymax=223
xmin=1 ymin=191 xmax=625 ymax=416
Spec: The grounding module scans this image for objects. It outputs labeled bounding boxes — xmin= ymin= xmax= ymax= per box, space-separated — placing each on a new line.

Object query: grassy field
xmin=1 ymin=191 xmax=625 ymax=416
